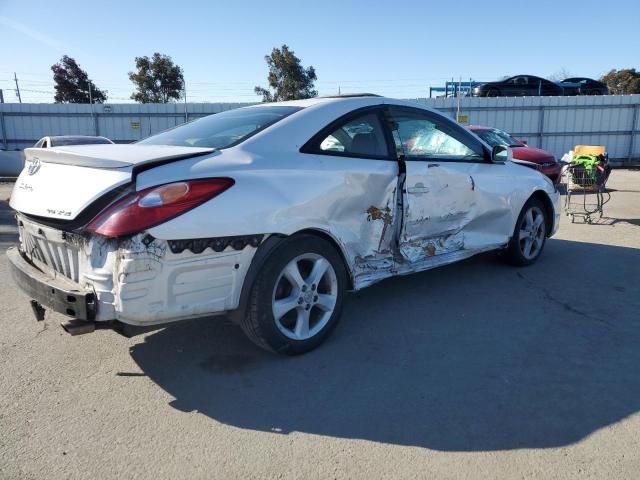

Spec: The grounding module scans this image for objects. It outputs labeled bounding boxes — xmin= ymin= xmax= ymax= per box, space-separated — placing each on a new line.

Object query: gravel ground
xmin=1 ymin=171 xmax=639 ymax=480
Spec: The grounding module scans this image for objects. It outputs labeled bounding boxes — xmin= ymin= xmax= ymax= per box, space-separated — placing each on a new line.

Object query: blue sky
xmin=1 ymin=0 xmax=638 ymax=103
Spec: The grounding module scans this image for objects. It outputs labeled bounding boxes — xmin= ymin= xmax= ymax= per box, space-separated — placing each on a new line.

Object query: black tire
xmin=589 ymin=89 xmax=602 ymax=95
xmin=505 ymin=198 xmax=548 ymax=266
xmin=240 ymin=234 xmax=347 ymax=355
xmin=486 ymin=88 xmax=500 ymax=97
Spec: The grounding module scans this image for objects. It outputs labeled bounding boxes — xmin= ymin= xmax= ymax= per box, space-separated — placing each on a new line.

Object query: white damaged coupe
xmin=8 ymin=95 xmax=560 ymax=354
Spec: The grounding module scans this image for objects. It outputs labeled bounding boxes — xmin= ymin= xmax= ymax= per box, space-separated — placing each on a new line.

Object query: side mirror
xmin=491 ymin=145 xmax=512 ymax=163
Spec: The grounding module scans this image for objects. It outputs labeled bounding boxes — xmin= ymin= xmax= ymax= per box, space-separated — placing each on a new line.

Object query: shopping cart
xmin=562 ymin=145 xmax=611 ymax=223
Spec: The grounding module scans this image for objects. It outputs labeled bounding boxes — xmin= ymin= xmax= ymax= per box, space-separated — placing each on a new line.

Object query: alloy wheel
xmin=518 ymin=206 xmax=546 ymax=260
xmin=272 ymin=253 xmax=338 ymax=341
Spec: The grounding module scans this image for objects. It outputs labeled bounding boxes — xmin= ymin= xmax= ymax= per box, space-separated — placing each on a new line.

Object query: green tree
xmin=600 ymin=69 xmax=640 ymax=95
xmin=128 ymin=53 xmax=184 ymax=103
xmin=254 ymin=45 xmax=317 ymax=102
xmin=51 ymin=56 xmax=107 ymax=103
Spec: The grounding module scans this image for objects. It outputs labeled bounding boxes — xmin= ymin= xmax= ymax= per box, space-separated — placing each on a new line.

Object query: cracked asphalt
xmin=1 ymin=171 xmax=639 ymax=479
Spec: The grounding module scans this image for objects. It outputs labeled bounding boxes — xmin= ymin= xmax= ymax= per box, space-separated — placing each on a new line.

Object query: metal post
xmin=0 ymin=89 xmax=4 ymax=103
xmin=629 ymin=104 xmax=638 ymax=163
xmin=184 ymin=83 xmax=188 ymax=123
xmin=538 ymin=106 xmax=545 ymax=149
xmin=14 ymin=73 xmax=21 ymax=103
xmin=0 ymin=108 xmax=7 ymax=149
xmin=88 ymin=82 xmax=99 ymax=135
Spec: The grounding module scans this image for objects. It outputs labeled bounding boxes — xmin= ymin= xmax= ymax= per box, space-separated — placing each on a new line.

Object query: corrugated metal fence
xmin=0 ymin=102 xmax=249 ymax=151
xmin=417 ymin=95 xmax=640 ymax=164
xmin=1 ymin=95 xmax=639 ymax=164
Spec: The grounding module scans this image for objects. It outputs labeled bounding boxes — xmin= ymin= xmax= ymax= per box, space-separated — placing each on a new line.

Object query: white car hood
xmin=10 ymin=144 xmax=214 ymax=221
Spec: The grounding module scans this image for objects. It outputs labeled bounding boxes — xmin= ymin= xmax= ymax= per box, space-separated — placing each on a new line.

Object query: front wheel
xmin=240 ymin=234 xmax=347 ymax=355
xmin=505 ymin=199 xmax=547 ymax=266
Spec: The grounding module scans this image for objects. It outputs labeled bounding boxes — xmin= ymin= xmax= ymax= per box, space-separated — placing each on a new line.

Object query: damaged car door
xmin=387 ymin=106 xmax=489 ymax=263
xmin=300 ymin=107 xmax=399 ymax=287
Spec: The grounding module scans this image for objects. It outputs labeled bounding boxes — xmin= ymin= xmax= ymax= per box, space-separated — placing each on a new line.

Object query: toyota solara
xmin=8 ymin=95 xmax=560 ymax=354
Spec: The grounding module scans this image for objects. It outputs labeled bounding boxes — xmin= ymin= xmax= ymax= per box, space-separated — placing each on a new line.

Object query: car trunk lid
xmin=10 ymin=145 xmax=214 ymax=221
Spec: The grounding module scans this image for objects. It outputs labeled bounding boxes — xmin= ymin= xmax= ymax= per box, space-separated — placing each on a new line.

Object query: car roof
xmin=49 ymin=135 xmax=110 ymax=141
xmin=468 ymin=125 xmax=496 ymax=131
xmin=236 ymin=96 xmax=445 ymax=152
xmin=240 ymin=94 xmax=401 ymax=110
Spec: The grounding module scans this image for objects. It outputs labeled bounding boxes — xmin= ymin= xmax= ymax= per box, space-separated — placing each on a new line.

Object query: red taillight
xmin=86 ymin=178 xmax=234 ymax=237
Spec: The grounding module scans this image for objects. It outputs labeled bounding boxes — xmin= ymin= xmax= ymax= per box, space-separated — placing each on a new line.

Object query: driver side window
xmin=389 ymin=108 xmax=484 ymax=161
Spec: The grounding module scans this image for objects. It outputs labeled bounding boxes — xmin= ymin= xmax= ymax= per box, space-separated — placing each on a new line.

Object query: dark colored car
xmin=472 ymin=75 xmax=564 ymax=97
xmin=559 ymin=77 xmax=608 ymax=96
xmin=469 ymin=125 xmax=561 ymax=184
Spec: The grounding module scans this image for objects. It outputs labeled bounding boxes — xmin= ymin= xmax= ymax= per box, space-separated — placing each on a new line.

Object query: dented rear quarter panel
xmin=141 ymin=147 xmax=400 ymax=289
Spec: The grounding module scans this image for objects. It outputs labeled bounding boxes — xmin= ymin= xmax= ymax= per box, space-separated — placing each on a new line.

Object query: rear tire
xmin=240 ymin=234 xmax=347 ymax=355
xmin=505 ymin=198 xmax=547 ymax=266
xmin=486 ymin=88 xmax=500 ymax=97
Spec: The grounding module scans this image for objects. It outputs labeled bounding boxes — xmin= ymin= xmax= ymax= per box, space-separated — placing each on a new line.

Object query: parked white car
xmin=8 ymin=95 xmax=560 ymax=354
xmin=34 ymin=135 xmax=114 ymax=148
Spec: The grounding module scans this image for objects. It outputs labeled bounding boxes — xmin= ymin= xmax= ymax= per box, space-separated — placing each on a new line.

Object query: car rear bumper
xmin=12 ymin=215 xmax=261 ymax=327
xmin=7 ymin=246 xmax=96 ymax=320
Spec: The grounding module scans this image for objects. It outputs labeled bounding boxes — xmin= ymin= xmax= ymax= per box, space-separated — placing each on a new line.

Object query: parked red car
xmin=469 ymin=126 xmax=561 ymax=184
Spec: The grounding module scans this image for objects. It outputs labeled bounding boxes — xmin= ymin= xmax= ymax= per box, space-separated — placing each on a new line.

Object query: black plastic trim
xmin=7 ymin=247 xmax=96 ymax=320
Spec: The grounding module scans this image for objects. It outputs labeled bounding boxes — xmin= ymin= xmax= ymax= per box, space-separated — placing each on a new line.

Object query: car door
xmin=515 ymin=76 xmax=533 ymax=96
xmin=501 ymin=76 xmax=523 ymax=96
xmin=386 ymin=106 xmax=513 ymax=263
xmin=299 ymin=106 xmax=401 ymax=286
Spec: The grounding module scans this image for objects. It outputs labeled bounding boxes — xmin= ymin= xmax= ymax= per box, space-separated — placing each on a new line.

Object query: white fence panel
xmin=2 ymin=96 xmax=639 ymax=165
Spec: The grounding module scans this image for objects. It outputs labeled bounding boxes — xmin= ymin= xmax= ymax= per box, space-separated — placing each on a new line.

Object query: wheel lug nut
xmin=305 ymin=304 xmax=311 ymax=310
xmin=314 ymin=295 xmax=318 ymax=302
xmin=298 ymin=298 xmax=303 ymax=304
xmin=301 ymin=285 xmax=307 ymax=292
xmin=311 ymin=284 xmax=316 ymax=291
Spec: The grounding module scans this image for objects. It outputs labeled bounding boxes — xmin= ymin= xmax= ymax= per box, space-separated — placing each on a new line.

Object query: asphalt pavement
xmin=1 ymin=172 xmax=639 ymax=479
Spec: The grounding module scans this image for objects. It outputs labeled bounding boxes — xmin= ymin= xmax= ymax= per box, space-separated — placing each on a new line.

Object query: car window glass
xmin=139 ymin=106 xmax=302 ymax=149
xmin=316 ymin=112 xmax=389 ymax=157
xmin=391 ymin=110 xmax=483 ymax=161
xmin=474 ymin=129 xmax=520 ymax=148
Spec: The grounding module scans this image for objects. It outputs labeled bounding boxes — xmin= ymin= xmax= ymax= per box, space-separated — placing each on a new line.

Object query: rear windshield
xmin=139 ymin=106 xmax=302 ymax=149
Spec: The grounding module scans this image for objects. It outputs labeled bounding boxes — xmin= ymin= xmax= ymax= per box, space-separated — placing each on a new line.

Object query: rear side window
xmin=304 ymin=111 xmax=391 ymax=159
xmin=139 ymin=106 xmax=302 ymax=149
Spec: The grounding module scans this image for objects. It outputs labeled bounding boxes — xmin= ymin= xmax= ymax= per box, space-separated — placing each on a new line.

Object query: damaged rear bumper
xmin=7 ymin=246 xmax=96 ymax=320
xmin=10 ymin=214 xmax=262 ymax=328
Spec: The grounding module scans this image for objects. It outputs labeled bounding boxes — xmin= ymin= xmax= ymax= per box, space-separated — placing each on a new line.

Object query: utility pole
xmin=14 ymin=72 xmax=22 ymax=103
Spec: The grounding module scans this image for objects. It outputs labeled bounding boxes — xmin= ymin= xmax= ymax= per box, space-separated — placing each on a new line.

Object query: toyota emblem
xmin=27 ymin=157 xmax=42 ymax=176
